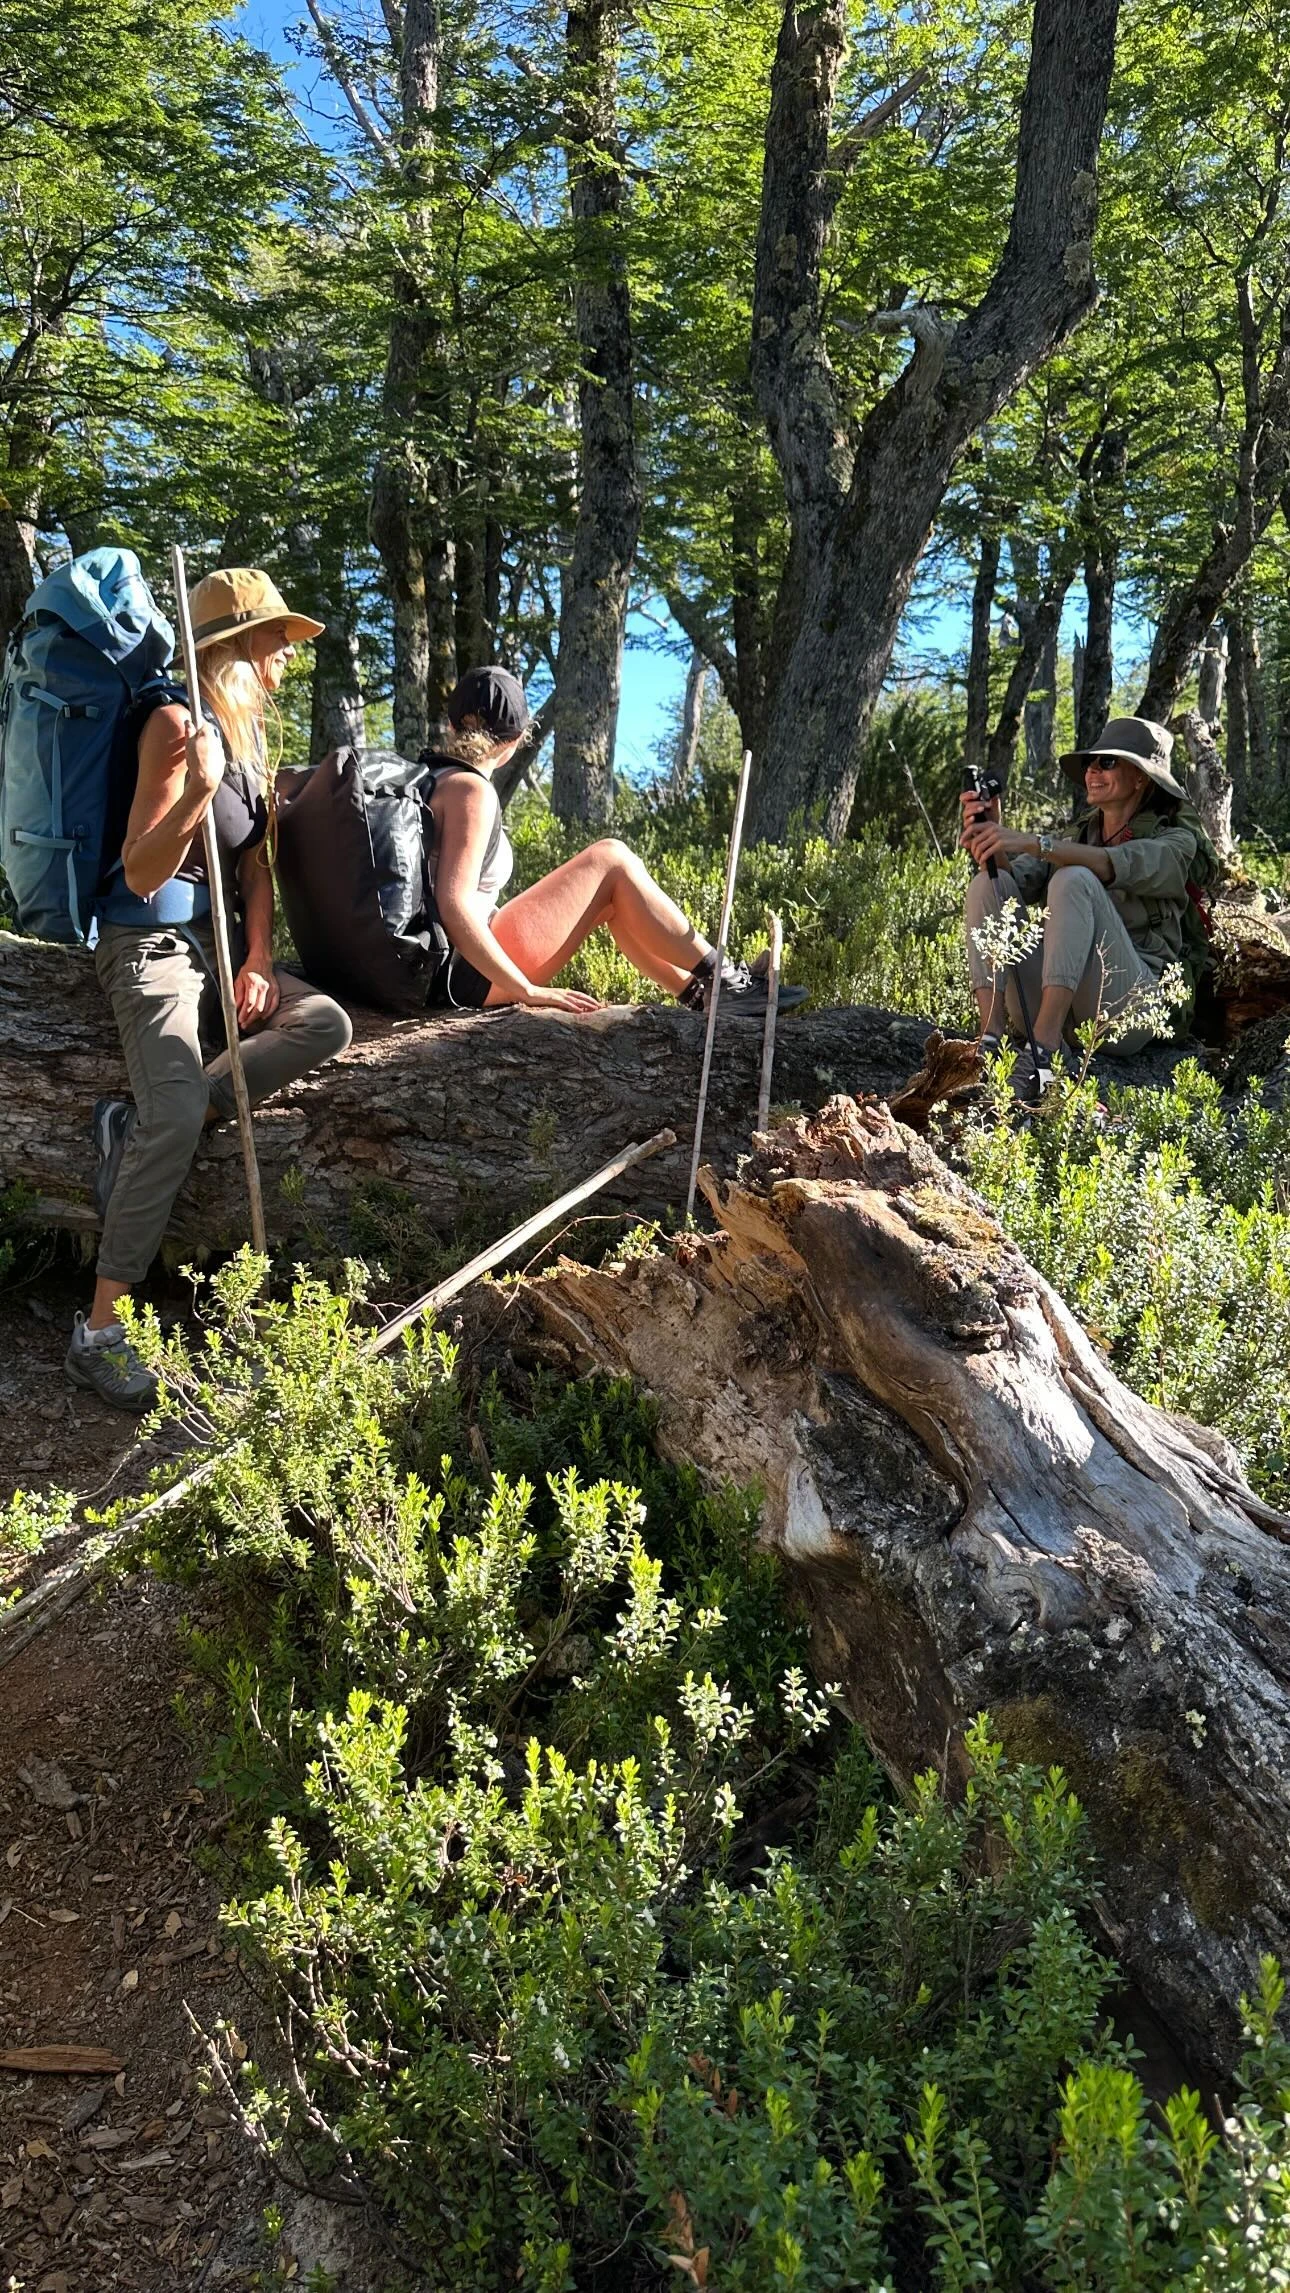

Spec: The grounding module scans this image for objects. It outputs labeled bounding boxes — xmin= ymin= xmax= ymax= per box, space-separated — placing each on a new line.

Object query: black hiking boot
xmin=678 ymin=950 xmax=809 ymax=1018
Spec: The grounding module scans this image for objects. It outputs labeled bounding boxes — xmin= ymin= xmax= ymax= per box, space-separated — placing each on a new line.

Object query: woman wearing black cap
xmin=422 ymin=667 xmax=805 ymax=1017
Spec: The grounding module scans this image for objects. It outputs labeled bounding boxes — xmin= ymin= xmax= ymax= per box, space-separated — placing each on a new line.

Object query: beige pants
xmin=94 ymin=923 xmax=352 ymax=1284
xmin=964 ymin=866 xmax=1157 ymax=1052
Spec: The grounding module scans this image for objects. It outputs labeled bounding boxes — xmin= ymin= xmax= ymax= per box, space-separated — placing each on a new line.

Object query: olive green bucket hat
xmin=1060 ymin=716 xmax=1188 ymax=804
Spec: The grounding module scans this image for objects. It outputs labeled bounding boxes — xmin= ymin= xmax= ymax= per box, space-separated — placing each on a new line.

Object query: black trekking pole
xmin=962 ymin=763 xmax=1044 ymax=1076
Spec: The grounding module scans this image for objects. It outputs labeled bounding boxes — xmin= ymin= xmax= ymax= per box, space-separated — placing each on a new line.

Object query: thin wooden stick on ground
xmin=370 ymin=1127 xmax=676 ymax=1353
xmin=170 ymin=543 xmax=267 ymax=1255
xmin=686 ymin=748 xmax=753 ymax=1218
xmin=0 ymin=1130 xmax=676 ymax=1668
xmin=756 ymin=910 xmax=783 ymax=1137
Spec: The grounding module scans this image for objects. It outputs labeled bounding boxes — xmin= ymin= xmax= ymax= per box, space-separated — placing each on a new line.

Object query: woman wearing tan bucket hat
xmin=959 ymin=716 xmax=1219 ymax=1102
xmin=65 ymin=568 xmax=353 ymax=1412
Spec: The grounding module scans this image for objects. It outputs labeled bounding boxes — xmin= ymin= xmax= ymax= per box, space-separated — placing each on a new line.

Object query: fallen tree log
xmin=507 ymin=1096 xmax=1290 ymax=2074
xmin=0 ymin=932 xmax=937 ymax=1248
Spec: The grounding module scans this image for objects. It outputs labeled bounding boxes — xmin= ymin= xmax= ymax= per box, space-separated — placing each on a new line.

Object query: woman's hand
xmin=183 ymin=718 xmax=225 ymax=800
xmin=522 ymin=983 xmax=602 ymax=1015
xmin=960 ymin=817 xmax=1034 ymax=869
xmin=234 ymin=960 xmax=281 ymax=1027
xmin=959 ymin=784 xmax=1001 ymax=829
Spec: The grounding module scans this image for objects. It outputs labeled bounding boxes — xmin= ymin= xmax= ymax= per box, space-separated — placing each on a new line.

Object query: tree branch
xmin=303 ymin=0 xmax=397 ymax=165
xmin=828 ymin=67 xmax=930 ymax=178
xmin=663 ymin=586 xmax=739 ymax=699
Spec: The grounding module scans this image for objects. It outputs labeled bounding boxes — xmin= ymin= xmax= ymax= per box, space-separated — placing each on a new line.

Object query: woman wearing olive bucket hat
xmin=65 ymin=569 xmax=353 ymax=1412
xmin=959 ymin=716 xmax=1220 ymax=1102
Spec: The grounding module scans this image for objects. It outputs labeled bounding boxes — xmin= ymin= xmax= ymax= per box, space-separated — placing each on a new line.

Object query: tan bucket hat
xmin=188 ymin=567 xmax=325 ymax=651
xmin=1060 ymin=715 xmax=1187 ymax=803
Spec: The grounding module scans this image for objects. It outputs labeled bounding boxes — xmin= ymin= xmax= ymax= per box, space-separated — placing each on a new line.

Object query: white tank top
xmin=427 ymin=759 xmax=514 ymax=908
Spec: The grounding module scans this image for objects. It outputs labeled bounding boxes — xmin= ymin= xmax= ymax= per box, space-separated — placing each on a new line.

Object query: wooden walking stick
xmin=756 ymin=909 xmax=783 ymax=1138
xmin=686 ymin=746 xmax=753 ymax=1219
xmin=170 ymin=543 xmax=268 ymax=1255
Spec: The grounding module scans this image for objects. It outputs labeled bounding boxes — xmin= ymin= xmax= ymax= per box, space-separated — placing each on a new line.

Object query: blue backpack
xmin=0 ymin=548 xmax=178 ymax=942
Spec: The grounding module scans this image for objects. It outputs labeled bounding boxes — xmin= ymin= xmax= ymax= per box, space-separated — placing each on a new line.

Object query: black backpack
xmin=275 ymin=748 xmax=448 ymax=1014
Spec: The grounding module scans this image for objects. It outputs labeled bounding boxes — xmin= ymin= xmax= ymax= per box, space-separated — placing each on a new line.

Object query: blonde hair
xmin=197 ymin=634 xmax=284 ymax=859
xmin=443 ymin=722 xmax=507 ymax=770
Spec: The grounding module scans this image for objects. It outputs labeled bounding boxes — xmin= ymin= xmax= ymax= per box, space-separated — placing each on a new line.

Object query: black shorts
xmin=425 ymin=947 xmax=492 ymax=1011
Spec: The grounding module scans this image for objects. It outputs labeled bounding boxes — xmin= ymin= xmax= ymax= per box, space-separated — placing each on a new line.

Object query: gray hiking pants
xmin=94 ymin=923 xmax=352 ymax=1284
xmin=964 ymin=865 xmax=1158 ymax=1052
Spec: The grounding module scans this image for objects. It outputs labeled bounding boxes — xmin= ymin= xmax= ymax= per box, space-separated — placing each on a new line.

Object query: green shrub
xmin=963 ymin=1062 xmax=1290 ymax=1504
xmin=128 ymin=1264 xmax=1290 ymax=2290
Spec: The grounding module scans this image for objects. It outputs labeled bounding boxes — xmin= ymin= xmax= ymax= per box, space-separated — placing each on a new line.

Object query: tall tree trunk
xmin=454 ymin=478 xmax=491 ymax=673
xmin=670 ymin=647 xmax=707 ymax=797
xmin=1197 ymin=624 xmax=1228 ymax=729
xmin=963 ymin=531 xmax=999 ymax=775
xmin=1078 ymin=550 xmax=1116 ymax=746
xmin=1225 ymin=611 xmax=1251 ymax=832
xmin=746 ymin=0 xmax=1121 ymax=844
xmin=1074 ymin=421 xmax=1125 ymax=748
xmin=367 ymin=0 xmax=444 ymax=757
xmin=1023 ymin=607 xmax=1061 ymax=782
xmin=1171 ymin=709 xmax=1234 ymax=858
xmin=550 ymin=0 xmax=641 ymax=826
xmin=986 ymin=554 xmax=1077 ymax=784
xmin=1138 ymin=292 xmax=1290 ymax=723
xmin=1244 ymin=615 xmax=1271 ymax=815
xmin=308 ymin=560 xmax=366 ymax=761
xmin=0 ymin=501 xmax=37 ymax=650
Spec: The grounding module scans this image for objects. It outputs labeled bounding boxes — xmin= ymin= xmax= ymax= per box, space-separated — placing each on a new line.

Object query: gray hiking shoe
xmin=65 ymin=1313 xmax=158 ymax=1415
xmin=91 ymin=1096 xmax=136 ymax=1220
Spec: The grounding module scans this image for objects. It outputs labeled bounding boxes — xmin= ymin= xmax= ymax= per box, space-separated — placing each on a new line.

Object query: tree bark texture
xmin=1170 ymin=709 xmax=1233 ymax=860
xmin=509 ymin=1095 xmax=1290 ymax=2073
xmin=986 ymin=551 xmax=1076 ymax=785
xmin=0 ymin=933 xmax=936 ymax=1252
xmin=1138 ymin=291 xmax=1290 ymax=725
xmin=963 ymin=532 xmax=999 ymax=776
xmin=1073 ymin=423 xmax=1125 ymax=749
xmin=1226 ymin=611 xmax=1251 ymax=831
xmin=550 ymin=0 xmax=641 ymax=828
xmin=670 ymin=647 xmax=708 ymax=796
xmin=747 ymin=0 xmax=1120 ymax=844
xmin=1197 ymin=624 xmax=1228 ymax=730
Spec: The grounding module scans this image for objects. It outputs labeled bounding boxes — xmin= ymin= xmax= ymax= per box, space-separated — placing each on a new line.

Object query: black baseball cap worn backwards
xmin=446 ymin=665 xmax=530 ymax=742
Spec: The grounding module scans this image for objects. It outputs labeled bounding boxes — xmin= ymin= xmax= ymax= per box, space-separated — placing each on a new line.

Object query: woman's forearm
xmin=1041 ymin=840 xmax=1113 ymax=882
xmin=240 ymin=853 xmax=274 ymax=964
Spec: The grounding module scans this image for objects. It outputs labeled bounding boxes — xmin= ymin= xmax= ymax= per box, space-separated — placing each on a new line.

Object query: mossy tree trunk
xmin=511 ymin=1096 xmax=1290 ymax=2073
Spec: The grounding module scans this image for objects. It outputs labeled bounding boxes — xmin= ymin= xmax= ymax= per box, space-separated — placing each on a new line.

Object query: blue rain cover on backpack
xmin=0 ymin=548 xmax=176 ymax=942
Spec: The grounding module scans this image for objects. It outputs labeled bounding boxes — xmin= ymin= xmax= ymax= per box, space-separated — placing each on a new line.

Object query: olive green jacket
xmin=1009 ymin=800 xmax=1219 ymax=982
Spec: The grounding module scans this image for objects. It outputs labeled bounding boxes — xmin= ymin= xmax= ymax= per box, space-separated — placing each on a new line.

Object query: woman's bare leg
xmin=485 ymin=840 xmax=710 ymax=1003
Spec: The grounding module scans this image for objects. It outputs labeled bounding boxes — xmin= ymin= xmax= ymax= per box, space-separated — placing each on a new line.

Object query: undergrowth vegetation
xmin=963 ymin=1060 xmax=1290 ymax=1506
xmin=105 ymin=1259 xmax=1290 ymax=2290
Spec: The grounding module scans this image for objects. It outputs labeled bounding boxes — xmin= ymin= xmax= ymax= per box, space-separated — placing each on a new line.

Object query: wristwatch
xmin=1037 ymin=832 xmax=1055 ymax=856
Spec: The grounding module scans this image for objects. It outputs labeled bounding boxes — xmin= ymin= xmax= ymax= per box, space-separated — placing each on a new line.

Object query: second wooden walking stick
xmin=756 ymin=909 xmax=783 ymax=1138
xmin=685 ymin=746 xmax=753 ymax=1219
xmin=170 ymin=543 xmax=268 ymax=1255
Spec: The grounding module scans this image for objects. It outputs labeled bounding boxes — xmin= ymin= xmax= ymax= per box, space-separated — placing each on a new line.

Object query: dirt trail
xmin=0 ymin=1270 xmax=272 ymax=2290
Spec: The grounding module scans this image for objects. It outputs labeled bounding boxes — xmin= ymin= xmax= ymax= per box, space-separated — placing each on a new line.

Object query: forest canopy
xmin=5 ymin=0 xmax=1289 ymax=837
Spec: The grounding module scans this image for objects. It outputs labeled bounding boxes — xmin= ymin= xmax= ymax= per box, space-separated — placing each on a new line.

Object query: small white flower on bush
xmin=970 ymin=896 xmax=1044 ymax=977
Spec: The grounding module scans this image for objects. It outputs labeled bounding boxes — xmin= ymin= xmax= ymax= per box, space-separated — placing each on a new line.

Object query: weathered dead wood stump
xmin=510 ymin=1096 xmax=1290 ymax=2072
